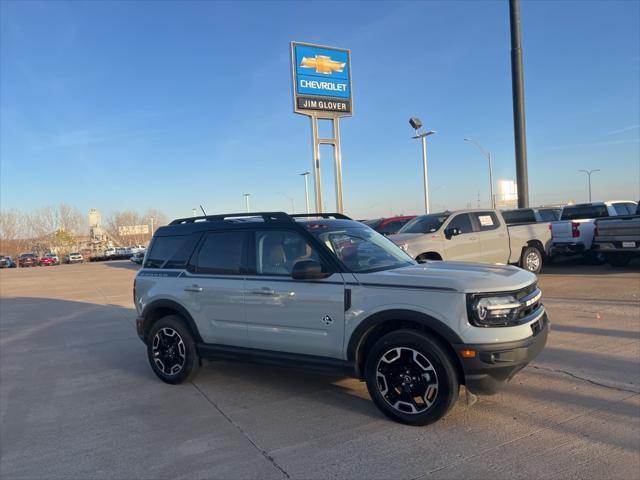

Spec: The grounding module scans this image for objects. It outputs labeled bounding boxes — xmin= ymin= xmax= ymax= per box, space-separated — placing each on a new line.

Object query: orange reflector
xmin=460 ymin=349 xmax=476 ymax=358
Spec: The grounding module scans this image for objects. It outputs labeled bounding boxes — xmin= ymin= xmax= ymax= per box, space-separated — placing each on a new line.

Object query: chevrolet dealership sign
xmin=291 ymin=42 xmax=352 ymax=116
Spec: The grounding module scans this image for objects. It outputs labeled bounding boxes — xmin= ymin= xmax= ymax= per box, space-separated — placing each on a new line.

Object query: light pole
xmin=578 ymin=169 xmax=600 ymax=202
xmin=409 ymin=117 xmax=436 ymax=214
xmin=464 ymin=138 xmax=495 ymax=208
xmin=277 ymin=192 xmax=295 ymax=213
xmin=300 ymin=172 xmax=310 ymax=214
xmin=243 ymin=193 xmax=251 ymax=213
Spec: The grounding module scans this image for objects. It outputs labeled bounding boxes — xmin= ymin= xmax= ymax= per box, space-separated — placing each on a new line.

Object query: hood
xmin=353 ymin=261 xmax=536 ymax=293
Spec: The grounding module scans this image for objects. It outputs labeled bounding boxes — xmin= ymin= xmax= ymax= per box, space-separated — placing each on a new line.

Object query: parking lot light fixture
xmin=243 ymin=193 xmax=251 ymax=213
xmin=300 ymin=172 xmax=311 ymax=214
xmin=410 ymin=117 xmax=435 ymax=214
xmin=577 ymin=169 xmax=600 ymax=202
xmin=464 ymin=138 xmax=495 ymax=209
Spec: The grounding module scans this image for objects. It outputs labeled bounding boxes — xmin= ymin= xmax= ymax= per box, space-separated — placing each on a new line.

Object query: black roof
xmin=155 ymin=212 xmax=356 ymax=237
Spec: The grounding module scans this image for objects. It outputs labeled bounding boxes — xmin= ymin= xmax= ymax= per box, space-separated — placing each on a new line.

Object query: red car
xmin=39 ymin=256 xmax=56 ymax=266
xmin=363 ymin=216 xmax=416 ymax=236
xmin=18 ymin=253 xmax=39 ymax=267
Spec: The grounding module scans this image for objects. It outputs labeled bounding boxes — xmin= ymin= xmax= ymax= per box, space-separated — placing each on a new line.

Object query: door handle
xmin=184 ymin=285 xmax=204 ymax=293
xmin=251 ymin=288 xmax=276 ymax=296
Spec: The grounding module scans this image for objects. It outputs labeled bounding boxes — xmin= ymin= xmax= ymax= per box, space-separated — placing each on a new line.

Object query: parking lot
xmin=1 ymin=260 xmax=638 ymax=479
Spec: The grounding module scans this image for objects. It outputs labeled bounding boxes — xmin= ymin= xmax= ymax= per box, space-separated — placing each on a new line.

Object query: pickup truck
xmin=550 ymin=200 xmax=638 ymax=259
xmin=591 ymin=202 xmax=640 ymax=266
xmin=389 ymin=209 xmax=552 ymax=273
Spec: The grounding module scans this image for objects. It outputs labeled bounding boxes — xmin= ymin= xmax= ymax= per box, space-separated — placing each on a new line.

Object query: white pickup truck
xmin=389 ymin=209 xmax=552 ymax=273
xmin=550 ymin=201 xmax=638 ymax=259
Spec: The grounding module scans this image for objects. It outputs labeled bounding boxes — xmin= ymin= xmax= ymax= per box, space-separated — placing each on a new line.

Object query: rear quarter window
xmin=144 ymin=234 xmax=200 ymax=269
xmin=502 ymin=209 xmax=536 ymax=224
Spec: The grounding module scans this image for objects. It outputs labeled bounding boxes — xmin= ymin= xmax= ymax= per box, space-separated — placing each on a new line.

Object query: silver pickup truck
xmin=389 ymin=209 xmax=552 ymax=273
xmin=592 ymin=203 xmax=640 ymax=266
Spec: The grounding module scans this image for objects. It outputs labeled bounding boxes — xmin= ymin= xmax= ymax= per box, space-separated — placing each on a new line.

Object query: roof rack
xmin=169 ymin=212 xmax=291 ymax=225
xmin=289 ymin=213 xmax=352 ymax=220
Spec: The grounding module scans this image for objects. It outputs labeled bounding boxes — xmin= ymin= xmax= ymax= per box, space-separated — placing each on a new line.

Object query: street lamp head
xmin=409 ymin=117 xmax=423 ymax=130
xmin=300 ymin=171 xmax=310 ymax=176
xmin=464 ymin=138 xmax=472 ymax=142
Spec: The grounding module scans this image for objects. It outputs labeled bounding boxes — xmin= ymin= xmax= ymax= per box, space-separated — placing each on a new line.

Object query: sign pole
xmin=333 ymin=118 xmax=344 ymax=213
xmin=310 ymin=115 xmax=323 ymax=213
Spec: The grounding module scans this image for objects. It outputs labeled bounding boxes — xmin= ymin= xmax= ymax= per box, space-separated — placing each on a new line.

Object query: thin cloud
xmin=549 ymin=138 xmax=640 ymax=150
xmin=30 ymin=127 xmax=157 ymax=151
xmin=604 ymin=124 xmax=640 ymax=136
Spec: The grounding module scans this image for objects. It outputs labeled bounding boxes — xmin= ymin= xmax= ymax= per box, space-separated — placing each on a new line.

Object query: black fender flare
xmin=347 ymin=309 xmax=463 ymax=376
xmin=140 ymin=299 xmax=203 ymax=343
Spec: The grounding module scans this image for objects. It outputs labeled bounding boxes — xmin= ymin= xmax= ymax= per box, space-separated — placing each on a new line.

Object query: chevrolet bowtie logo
xmin=300 ymin=55 xmax=345 ymax=75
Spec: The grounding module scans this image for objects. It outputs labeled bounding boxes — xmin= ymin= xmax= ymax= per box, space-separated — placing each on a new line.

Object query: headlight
xmin=468 ymin=294 xmax=520 ymax=327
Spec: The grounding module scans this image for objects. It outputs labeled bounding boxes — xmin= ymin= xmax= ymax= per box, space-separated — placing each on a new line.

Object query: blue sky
xmin=1 ymin=0 xmax=639 ymax=220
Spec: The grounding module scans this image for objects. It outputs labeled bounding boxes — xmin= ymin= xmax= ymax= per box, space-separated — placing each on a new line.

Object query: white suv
xmin=134 ymin=212 xmax=548 ymax=425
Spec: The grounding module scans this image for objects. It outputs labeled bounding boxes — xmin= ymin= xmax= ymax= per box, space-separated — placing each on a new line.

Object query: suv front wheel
xmin=147 ymin=315 xmax=200 ymax=384
xmin=364 ymin=330 xmax=459 ymax=425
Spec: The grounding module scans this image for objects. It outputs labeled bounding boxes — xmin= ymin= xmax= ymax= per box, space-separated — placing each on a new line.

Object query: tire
xmin=608 ymin=253 xmax=631 ymax=267
xmin=147 ymin=315 xmax=200 ymax=384
xmin=364 ymin=329 xmax=459 ymax=426
xmin=520 ymin=246 xmax=543 ymax=274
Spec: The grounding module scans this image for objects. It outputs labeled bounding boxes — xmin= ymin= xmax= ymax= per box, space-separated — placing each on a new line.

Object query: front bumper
xmin=454 ymin=313 xmax=549 ymax=394
xmin=551 ymin=242 xmax=585 ymax=255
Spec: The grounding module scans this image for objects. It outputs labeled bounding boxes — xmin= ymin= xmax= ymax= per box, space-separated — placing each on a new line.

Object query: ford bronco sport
xmin=134 ymin=212 xmax=549 ymax=425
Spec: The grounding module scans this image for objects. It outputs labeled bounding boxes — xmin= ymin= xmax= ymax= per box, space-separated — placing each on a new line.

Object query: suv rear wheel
xmin=364 ymin=329 xmax=459 ymax=426
xmin=147 ymin=315 xmax=200 ymax=384
xmin=520 ymin=246 xmax=543 ymax=273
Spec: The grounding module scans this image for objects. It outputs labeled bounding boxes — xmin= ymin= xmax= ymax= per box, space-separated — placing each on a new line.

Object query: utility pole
xmin=578 ymin=169 xmax=600 ymax=202
xmin=509 ymin=0 xmax=529 ymax=208
xmin=300 ymin=172 xmax=310 ymax=213
xmin=243 ymin=193 xmax=251 ymax=213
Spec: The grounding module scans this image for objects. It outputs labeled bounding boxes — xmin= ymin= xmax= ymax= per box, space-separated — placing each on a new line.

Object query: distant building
xmin=495 ymin=180 xmax=518 ymax=210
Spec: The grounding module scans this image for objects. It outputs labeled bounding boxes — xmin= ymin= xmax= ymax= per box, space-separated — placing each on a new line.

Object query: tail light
xmin=594 ymin=223 xmax=599 ymax=237
xmin=571 ymin=222 xmax=580 ymax=238
xmin=133 ymin=278 xmax=137 ymax=306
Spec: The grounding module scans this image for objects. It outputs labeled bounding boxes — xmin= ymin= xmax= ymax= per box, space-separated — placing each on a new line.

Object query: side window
xmin=612 ymin=203 xmax=630 ymax=215
xmin=473 ymin=212 xmax=500 ymax=231
xmin=447 ymin=214 xmax=473 ymax=234
xmin=538 ymin=209 xmax=558 ymax=222
xmin=192 ymin=232 xmax=246 ymax=275
xmin=255 ymin=230 xmax=320 ymax=276
xmin=144 ymin=234 xmax=200 ymax=269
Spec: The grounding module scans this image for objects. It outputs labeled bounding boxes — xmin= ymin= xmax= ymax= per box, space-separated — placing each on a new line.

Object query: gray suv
xmin=134 ymin=212 xmax=548 ymax=425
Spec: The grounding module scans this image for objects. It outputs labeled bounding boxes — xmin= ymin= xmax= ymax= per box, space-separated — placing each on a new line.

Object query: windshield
xmin=397 ymin=214 xmax=449 ymax=234
xmin=306 ymin=225 xmax=415 ymax=273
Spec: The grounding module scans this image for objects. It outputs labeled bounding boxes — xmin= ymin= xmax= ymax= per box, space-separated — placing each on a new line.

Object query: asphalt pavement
xmin=1 ymin=259 xmax=639 ymax=479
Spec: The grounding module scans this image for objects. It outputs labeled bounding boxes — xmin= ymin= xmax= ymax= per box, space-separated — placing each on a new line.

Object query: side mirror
xmin=444 ymin=227 xmax=461 ymax=239
xmin=291 ymin=260 xmax=331 ymax=280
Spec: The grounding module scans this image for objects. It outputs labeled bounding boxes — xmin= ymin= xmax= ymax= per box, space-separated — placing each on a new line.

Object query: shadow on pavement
xmin=100 ymin=260 xmax=141 ymax=270
xmin=542 ymin=255 xmax=640 ymax=275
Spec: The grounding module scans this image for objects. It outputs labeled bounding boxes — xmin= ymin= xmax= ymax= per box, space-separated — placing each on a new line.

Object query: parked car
xmin=130 ymin=251 xmax=145 ymax=264
xmin=39 ymin=255 xmax=57 ymax=266
xmin=592 ymin=202 xmax=640 ymax=266
xmin=389 ymin=209 xmax=552 ymax=273
xmin=134 ymin=211 xmax=548 ymax=426
xmin=129 ymin=245 xmax=146 ymax=254
xmin=18 ymin=253 xmax=39 ymax=267
xmin=550 ymin=200 xmax=638 ymax=259
xmin=64 ymin=252 xmax=84 ymax=264
xmin=42 ymin=253 xmax=60 ymax=265
xmin=0 ymin=256 xmax=17 ymax=268
xmin=502 ymin=207 xmax=561 ymax=225
xmin=363 ymin=216 xmax=416 ymax=236
xmin=104 ymin=247 xmax=117 ymax=258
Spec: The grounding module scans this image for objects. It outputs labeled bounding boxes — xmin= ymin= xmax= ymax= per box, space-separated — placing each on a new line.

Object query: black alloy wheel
xmin=365 ymin=330 xmax=459 ymax=426
xmin=147 ymin=315 xmax=200 ymax=384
